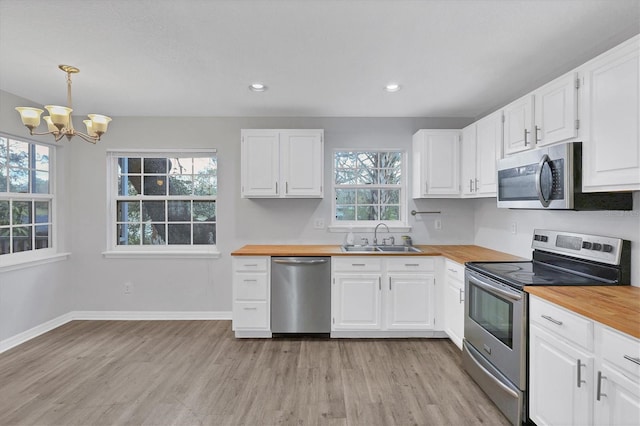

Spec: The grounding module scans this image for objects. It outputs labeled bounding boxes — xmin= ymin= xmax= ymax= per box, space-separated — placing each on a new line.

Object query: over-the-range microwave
xmin=496 ymin=142 xmax=632 ymax=210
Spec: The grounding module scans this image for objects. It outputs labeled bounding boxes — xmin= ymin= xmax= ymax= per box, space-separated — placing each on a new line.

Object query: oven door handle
xmin=535 ymin=154 xmax=553 ymax=208
xmin=468 ymin=274 xmax=523 ymax=301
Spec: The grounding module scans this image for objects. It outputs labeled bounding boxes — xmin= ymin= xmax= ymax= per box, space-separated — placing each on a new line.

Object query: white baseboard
xmin=0 ymin=310 xmax=232 ymax=354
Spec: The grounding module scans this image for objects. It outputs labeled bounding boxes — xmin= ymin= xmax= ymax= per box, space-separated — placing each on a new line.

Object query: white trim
xmin=0 ymin=252 xmax=70 ymax=272
xmin=102 ymin=250 xmax=221 ymax=259
xmin=0 ymin=311 xmax=74 ymax=353
xmin=106 ymin=148 xmax=216 ymax=155
xmin=328 ymin=225 xmax=411 ymax=233
xmin=330 ymin=330 xmax=448 ymax=338
xmin=234 ymin=330 xmax=273 ymax=338
xmin=0 ymin=310 xmax=232 ymax=354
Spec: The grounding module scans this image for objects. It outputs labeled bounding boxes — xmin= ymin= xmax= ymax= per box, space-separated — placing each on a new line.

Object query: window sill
xmin=102 ymin=250 xmax=221 ymax=259
xmin=328 ymin=225 xmax=412 ymax=233
xmin=0 ymin=252 xmax=71 ymax=273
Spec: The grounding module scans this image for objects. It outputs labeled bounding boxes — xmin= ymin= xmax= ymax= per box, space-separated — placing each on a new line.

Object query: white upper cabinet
xmin=241 ymin=129 xmax=324 ymax=198
xmin=579 ymin=35 xmax=640 ymax=192
xmin=534 ymin=72 xmax=579 ymax=147
xmin=412 ymin=129 xmax=461 ymax=198
xmin=474 ymin=110 xmax=503 ymax=195
xmin=503 ymin=94 xmax=534 ymax=155
xmin=461 ymin=123 xmax=477 ymax=197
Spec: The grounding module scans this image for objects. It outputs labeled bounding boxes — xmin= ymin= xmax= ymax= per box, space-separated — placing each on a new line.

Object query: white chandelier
xmin=15 ymin=65 xmax=112 ymax=144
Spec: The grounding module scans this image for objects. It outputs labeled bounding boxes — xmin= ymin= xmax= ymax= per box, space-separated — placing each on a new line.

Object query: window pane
xmin=141 ymin=200 xmax=165 ymax=222
xmin=335 ymin=169 xmax=357 ymax=185
xmin=380 ymin=151 xmax=401 ymax=168
xmin=35 ymin=225 xmax=49 ymax=249
xmin=336 ymin=206 xmax=355 ymax=221
xmin=119 ymin=175 xmax=141 ymax=196
xmin=381 ymin=189 xmax=400 ymax=204
xmin=193 ymin=223 xmax=216 ymax=244
xmin=335 ymin=189 xmax=355 ymax=204
xmin=9 ymin=168 xmax=29 ymax=193
xmin=194 ymin=175 xmax=216 ymax=196
xmin=143 ymin=158 xmax=167 ymax=174
xmin=144 ymin=176 xmax=167 ymax=195
xmin=379 ymin=168 xmax=401 ymax=185
xmin=381 ymin=206 xmax=400 ymax=220
xmin=117 ymin=224 xmax=140 ymax=245
xmin=357 ymin=206 xmax=378 ymax=221
xmin=193 ymin=201 xmax=216 ymax=221
xmin=356 ymin=168 xmax=376 ymax=185
xmin=335 ymin=152 xmax=356 ymax=169
xmin=13 ymin=226 xmax=32 ymax=252
xmin=357 ymin=189 xmax=378 ymax=204
xmin=34 ymin=171 xmax=49 ymax=193
xmin=9 ymin=140 xmax=29 ymax=168
xmin=0 ymin=166 xmax=6 ymax=192
xmin=168 ymin=201 xmax=191 ymax=222
xmin=35 ymin=201 xmax=49 ymax=223
xmin=169 ymin=157 xmax=193 ymax=175
xmin=0 ymin=137 xmax=7 ymax=166
xmin=193 ymin=157 xmax=217 ymax=175
xmin=35 ymin=145 xmax=50 ymax=171
xmin=117 ymin=201 xmax=140 ymax=222
xmin=118 ymin=157 xmax=141 ymax=174
xmin=0 ymin=228 xmax=8 ymax=254
xmin=357 ymin=152 xmax=377 ymax=169
xmin=169 ymin=175 xmax=193 ymax=195
xmin=143 ymin=223 xmax=166 ymax=245
xmin=13 ymin=201 xmax=32 ymax=224
xmin=167 ymin=224 xmax=190 ymax=244
xmin=0 ymin=200 xmax=8 ymax=225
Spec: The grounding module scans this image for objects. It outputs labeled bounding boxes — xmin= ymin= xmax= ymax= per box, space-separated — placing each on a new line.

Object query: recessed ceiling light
xmin=249 ymin=83 xmax=267 ymax=92
xmin=384 ymin=83 xmax=401 ymax=93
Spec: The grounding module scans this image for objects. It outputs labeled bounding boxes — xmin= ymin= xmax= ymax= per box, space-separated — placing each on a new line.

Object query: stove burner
xmin=511 ymin=272 xmax=554 ymax=284
xmin=488 ymin=264 xmax=523 ymax=273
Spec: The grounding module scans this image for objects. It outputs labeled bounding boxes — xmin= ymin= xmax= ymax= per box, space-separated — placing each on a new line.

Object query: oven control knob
xmin=602 ymin=244 xmax=614 ymax=253
xmin=592 ymin=243 xmax=603 ymax=251
xmin=582 ymin=242 xmax=592 ymax=249
xmin=540 ymin=235 xmax=548 ymax=242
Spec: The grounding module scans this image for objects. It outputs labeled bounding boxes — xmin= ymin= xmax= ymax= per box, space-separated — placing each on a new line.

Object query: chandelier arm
xmin=54 ymin=131 xmax=67 ymax=142
xmin=29 ymin=129 xmax=59 ymax=137
xmin=74 ymin=131 xmax=99 ymax=144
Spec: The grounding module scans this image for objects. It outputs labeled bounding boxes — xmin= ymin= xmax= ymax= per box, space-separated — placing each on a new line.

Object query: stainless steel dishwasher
xmin=271 ymin=257 xmax=331 ymax=334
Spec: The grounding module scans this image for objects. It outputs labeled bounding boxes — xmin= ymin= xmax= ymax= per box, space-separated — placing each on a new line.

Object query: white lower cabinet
xmin=443 ymin=259 xmax=464 ymax=350
xmin=331 ymin=256 xmax=438 ymax=337
xmin=529 ymin=295 xmax=640 ymax=426
xmin=232 ymin=256 xmax=271 ymax=338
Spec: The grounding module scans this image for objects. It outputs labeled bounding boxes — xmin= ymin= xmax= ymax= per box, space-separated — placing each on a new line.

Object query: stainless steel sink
xmin=341 ymin=245 xmax=422 ymax=253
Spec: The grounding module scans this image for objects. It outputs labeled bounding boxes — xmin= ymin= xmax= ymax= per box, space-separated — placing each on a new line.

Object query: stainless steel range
xmin=462 ymin=230 xmax=631 ymax=425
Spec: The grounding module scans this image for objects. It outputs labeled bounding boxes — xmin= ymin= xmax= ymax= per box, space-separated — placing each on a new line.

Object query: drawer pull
xmin=541 ymin=315 xmax=563 ymax=326
xmin=352 ymin=263 xmax=366 ymax=267
xmin=243 ymin=279 xmax=258 ymax=283
xmin=244 ymin=264 xmax=258 ymax=267
xmin=448 ymin=268 xmax=457 ymax=273
xmin=623 ymin=355 xmax=640 ymax=366
xmin=405 ymin=263 xmax=420 ymax=267
xmin=459 ymin=288 xmax=464 ymax=304
xmin=577 ymin=359 xmax=586 ymax=388
xmin=243 ymin=307 xmax=258 ymax=311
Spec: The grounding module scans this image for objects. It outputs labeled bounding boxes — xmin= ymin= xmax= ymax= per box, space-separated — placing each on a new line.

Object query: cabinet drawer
xmin=530 ymin=296 xmax=594 ymax=351
xmin=599 ymin=325 xmax=640 ymax=380
xmin=233 ymin=302 xmax=269 ymax=329
xmin=234 ymin=273 xmax=268 ymax=301
xmin=444 ymin=259 xmax=465 ymax=280
xmin=386 ymin=257 xmax=435 ymax=272
xmin=332 ymin=257 xmax=383 ymax=272
xmin=233 ymin=257 xmax=269 ymax=272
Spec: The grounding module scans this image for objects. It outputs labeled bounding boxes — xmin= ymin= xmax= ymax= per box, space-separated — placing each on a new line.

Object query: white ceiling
xmin=1 ymin=0 xmax=638 ymax=118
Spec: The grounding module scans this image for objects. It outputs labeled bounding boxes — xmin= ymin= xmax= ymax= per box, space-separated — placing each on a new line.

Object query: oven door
xmin=464 ymin=269 xmax=526 ymax=389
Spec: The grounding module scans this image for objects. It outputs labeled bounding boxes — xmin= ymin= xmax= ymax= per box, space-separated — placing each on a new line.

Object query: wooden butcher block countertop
xmin=526 ymin=286 xmax=640 ymax=339
xmin=231 ymin=244 xmax=526 ymax=263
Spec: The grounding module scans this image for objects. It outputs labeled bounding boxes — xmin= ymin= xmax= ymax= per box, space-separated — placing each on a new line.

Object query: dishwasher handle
xmin=272 ymin=258 xmax=329 ymax=265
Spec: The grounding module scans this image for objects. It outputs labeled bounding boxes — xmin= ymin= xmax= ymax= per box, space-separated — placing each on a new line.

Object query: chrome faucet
xmin=373 ymin=223 xmax=390 ymax=246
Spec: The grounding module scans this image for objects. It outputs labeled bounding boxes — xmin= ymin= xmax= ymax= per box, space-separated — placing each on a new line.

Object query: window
xmin=107 ymin=150 xmax=217 ymax=255
xmin=0 ymin=135 xmax=54 ymax=257
xmin=333 ymin=150 xmax=406 ymax=227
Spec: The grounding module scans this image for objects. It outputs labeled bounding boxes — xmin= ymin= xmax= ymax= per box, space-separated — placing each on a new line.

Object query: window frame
xmin=330 ymin=148 xmax=410 ymax=232
xmin=0 ymin=133 xmax=66 ymax=270
xmin=105 ymin=149 xmax=219 ymax=258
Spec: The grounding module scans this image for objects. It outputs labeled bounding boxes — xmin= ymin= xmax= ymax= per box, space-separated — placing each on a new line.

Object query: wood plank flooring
xmin=0 ymin=321 xmax=509 ymax=425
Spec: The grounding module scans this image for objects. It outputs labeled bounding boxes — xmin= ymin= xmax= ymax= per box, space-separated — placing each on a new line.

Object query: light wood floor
xmin=0 ymin=321 xmax=509 ymax=425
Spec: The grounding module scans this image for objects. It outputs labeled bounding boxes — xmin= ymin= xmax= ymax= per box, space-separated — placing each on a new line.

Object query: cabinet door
xmin=280 ymin=130 xmax=324 ymax=198
xmin=332 ymin=274 xmax=381 ymax=330
xmin=461 ymin=123 xmax=477 ymax=196
xmin=241 ymin=130 xmax=280 ymax=197
xmin=529 ymin=323 xmax=593 ymax=426
xmin=385 ymin=274 xmax=434 ymax=330
xmin=414 ymin=130 xmax=460 ymax=196
xmin=503 ymin=95 xmax=534 ymax=155
xmin=534 ymin=72 xmax=578 ymax=147
xmin=475 ymin=110 xmax=502 ymax=196
xmin=443 ymin=275 xmax=464 ymax=349
xmin=581 ymin=36 xmax=640 ymax=192
xmin=594 ymin=363 xmax=640 ymax=426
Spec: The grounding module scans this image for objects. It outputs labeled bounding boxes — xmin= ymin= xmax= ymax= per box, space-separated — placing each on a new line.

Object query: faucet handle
xmin=361 ymin=237 xmax=369 ymax=245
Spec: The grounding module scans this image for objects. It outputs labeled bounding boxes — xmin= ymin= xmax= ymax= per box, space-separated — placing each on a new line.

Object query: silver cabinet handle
xmin=425 ymin=180 xmax=428 ymax=194
xmin=448 ymin=268 xmax=457 ymax=273
xmin=286 ymin=181 xmax=288 ymax=194
xmin=378 ymin=276 xmax=381 ymax=291
xmin=541 ymin=314 xmax=563 ymax=326
xmin=389 ymin=277 xmax=392 ymax=291
xmin=459 ymin=288 xmax=464 ymax=303
xmin=596 ymin=371 xmax=607 ymax=401
xmin=524 ymin=128 xmax=530 ymax=146
xmin=275 ymin=181 xmax=278 ymax=194
xmin=624 ymin=355 xmax=640 ymax=366
xmin=475 ymin=178 xmax=479 ymax=192
xmin=351 ymin=263 xmax=365 ymax=267
xmin=535 ymin=125 xmax=542 ymax=142
xmin=577 ymin=359 xmax=586 ymax=388
xmin=243 ymin=307 xmax=257 ymax=311
xmin=405 ymin=263 xmax=420 ymax=267
xmin=469 ymin=179 xmax=473 ymax=192
xmin=244 ymin=264 xmax=258 ymax=267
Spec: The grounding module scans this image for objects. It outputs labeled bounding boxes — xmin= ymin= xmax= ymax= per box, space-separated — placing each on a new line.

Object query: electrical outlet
xmin=434 ymin=219 xmax=442 ymax=230
xmin=314 ymin=218 xmax=325 ymax=229
xmin=510 ymin=222 xmax=517 ymax=235
xmin=124 ymin=282 xmax=133 ymax=294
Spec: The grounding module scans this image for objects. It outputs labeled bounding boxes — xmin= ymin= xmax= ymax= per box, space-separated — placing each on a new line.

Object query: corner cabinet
xmin=331 ymin=256 xmax=439 ymax=338
xmin=529 ymin=295 xmax=640 ymax=426
xmin=412 ymin=129 xmax=461 ymax=198
xmin=241 ymin=129 xmax=324 ymax=198
xmin=579 ymin=35 xmax=640 ymax=192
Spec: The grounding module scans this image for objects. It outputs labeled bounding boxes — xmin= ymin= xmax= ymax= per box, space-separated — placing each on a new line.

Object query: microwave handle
xmin=535 ymin=154 xmax=552 ymax=208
